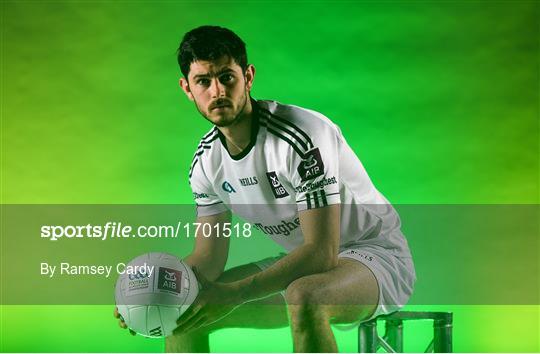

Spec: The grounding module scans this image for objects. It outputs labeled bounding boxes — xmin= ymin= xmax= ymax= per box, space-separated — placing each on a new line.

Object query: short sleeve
xmin=189 ymin=162 xmax=228 ymax=217
xmin=288 ymin=123 xmax=341 ymax=211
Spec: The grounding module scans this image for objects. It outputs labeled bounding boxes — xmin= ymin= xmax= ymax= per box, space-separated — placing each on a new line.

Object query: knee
xmin=285 ymin=278 xmax=327 ymax=306
xmin=285 ymin=278 xmax=329 ymax=326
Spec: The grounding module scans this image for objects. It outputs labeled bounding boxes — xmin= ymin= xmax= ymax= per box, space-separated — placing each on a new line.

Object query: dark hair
xmin=177 ymin=25 xmax=248 ymax=78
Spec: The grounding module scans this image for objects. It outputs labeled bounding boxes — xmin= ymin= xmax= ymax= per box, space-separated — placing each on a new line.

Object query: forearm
xmin=183 ymin=211 xmax=231 ymax=281
xmin=233 ymin=242 xmax=337 ymax=303
xmin=183 ymin=253 xmax=225 ymax=282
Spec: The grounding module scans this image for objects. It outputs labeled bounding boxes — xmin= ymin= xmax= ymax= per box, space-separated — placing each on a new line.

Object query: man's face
xmin=180 ymin=56 xmax=254 ymax=127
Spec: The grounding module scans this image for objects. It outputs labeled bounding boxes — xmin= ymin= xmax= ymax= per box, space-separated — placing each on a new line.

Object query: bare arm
xmin=174 ymin=205 xmax=340 ymax=333
xmin=183 ymin=210 xmax=232 ymax=281
xmin=234 ymin=204 xmax=340 ymax=302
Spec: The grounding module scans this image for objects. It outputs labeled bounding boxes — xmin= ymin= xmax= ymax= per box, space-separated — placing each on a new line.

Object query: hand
xmin=173 ymin=268 xmax=242 ymax=335
xmin=113 ymin=306 xmax=136 ymax=336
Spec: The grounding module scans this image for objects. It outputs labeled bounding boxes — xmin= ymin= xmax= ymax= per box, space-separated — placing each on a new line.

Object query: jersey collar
xmin=217 ymin=97 xmax=260 ymax=161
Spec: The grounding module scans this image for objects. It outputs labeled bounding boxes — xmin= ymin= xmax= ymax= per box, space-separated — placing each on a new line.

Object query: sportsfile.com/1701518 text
xmin=40 ymin=222 xmax=253 ymax=241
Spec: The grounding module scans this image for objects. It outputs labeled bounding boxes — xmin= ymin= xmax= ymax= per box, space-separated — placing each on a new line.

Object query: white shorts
xmin=252 ymin=245 xmax=416 ymax=323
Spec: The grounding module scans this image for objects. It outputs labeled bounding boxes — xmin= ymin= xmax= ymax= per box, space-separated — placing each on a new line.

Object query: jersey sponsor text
xmin=254 ymin=218 xmax=300 ymax=236
xmin=294 ymin=176 xmax=337 ymax=193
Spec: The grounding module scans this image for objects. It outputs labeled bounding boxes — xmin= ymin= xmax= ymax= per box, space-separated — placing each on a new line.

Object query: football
xmin=115 ymin=252 xmax=199 ymax=337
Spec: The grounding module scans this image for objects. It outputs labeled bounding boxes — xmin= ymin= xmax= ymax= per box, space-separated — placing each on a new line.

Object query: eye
xmin=219 ymin=74 xmax=234 ymax=84
xmin=196 ymin=78 xmax=210 ymax=86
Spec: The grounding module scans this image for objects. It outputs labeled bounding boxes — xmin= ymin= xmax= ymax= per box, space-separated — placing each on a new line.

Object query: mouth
xmin=210 ymin=99 xmax=232 ymax=110
xmin=211 ymin=104 xmax=231 ymax=111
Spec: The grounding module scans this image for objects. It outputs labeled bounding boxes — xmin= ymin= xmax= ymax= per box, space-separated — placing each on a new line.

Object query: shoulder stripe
xmin=261 ymin=121 xmax=307 ymax=158
xmin=195 ymin=145 xmax=212 ymax=156
xmin=189 ymin=147 xmax=211 ymax=179
xmin=202 ymin=127 xmax=218 ymax=141
xmin=189 ymin=160 xmax=198 ymax=179
xmin=197 ymin=135 xmax=219 ymax=150
xmin=198 ymin=131 xmax=219 ymax=147
xmin=189 ymin=128 xmax=220 ymax=180
xmin=258 ymin=106 xmax=314 ymax=149
xmin=190 ymin=155 xmax=199 ymax=169
xmin=261 ymin=113 xmax=309 ymax=151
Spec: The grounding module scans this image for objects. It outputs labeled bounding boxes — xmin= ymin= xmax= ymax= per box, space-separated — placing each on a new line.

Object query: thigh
xmin=286 ymin=258 xmax=379 ymax=324
xmin=339 ymin=246 xmax=416 ymax=320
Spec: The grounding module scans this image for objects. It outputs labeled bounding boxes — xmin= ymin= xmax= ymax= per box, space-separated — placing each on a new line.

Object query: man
xmin=115 ymin=25 xmax=416 ymax=353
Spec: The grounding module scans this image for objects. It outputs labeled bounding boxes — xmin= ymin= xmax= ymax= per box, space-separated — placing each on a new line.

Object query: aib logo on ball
xmin=158 ymin=267 xmax=181 ymax=294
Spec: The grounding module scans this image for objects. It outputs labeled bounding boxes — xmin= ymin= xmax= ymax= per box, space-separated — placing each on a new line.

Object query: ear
xmin=179 ymin=77 xmax=194 ymax=101
xmin=244 ymin=64 xmax=256 ymax=92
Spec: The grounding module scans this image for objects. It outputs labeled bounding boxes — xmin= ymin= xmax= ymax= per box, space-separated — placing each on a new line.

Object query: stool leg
xmin=358 ymin=320 xmax=378 ymax=353
xmin=385 ymin=319 xmax=403 ymax=352
xmin=433 ymin=318 xmax=453 ymax=352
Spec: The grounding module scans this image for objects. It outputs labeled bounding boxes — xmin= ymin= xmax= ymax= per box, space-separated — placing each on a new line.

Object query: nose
xmin=209 ymin=78 xmax=225 ymax=98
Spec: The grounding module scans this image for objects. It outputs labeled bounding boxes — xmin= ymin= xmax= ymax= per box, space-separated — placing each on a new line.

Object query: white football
xmin=115 ymin=252 xmax=199 ymax=337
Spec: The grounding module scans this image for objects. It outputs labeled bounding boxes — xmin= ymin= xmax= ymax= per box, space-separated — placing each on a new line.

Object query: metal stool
xmin=358 ymin=311 xmax=453 ymax=353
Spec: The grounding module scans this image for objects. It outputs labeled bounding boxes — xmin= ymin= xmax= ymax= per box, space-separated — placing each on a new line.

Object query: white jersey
xmin=188 ymin=99 xmax=413 ymax=257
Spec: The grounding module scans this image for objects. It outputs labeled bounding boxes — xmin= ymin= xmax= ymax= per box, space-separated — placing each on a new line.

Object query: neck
xmin=218 ymin=98 xmax=254 ymax=155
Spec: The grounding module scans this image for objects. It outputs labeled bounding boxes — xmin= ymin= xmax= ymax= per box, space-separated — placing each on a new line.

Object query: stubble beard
xmin=195 ymin=90 xmax=249 ymax=128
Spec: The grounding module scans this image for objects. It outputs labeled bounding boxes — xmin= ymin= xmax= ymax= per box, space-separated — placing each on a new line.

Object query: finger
xmin=174 ymin=312 xmax=205 ymax=335
xmin=129 ymin=329 xmax=136 ymax=336
xmin=115 ymin=309 xmax=127 ymax=325
xmin=118 ymin=320 xmax=127 ymax=329
xmin=114 ymin=307 xmax=127 ymax=325
xmin=191 ymin=267 xmax=208 ymax=288
xmin=177 ymin=301 xmax=202 ymax=326
xmin=176 ymin=303 xmax=202 ymax=329
xmin=184 ymin=314 xmax=208 ymax=334
xmin=175 ymin=306 xmax=205 ymax=334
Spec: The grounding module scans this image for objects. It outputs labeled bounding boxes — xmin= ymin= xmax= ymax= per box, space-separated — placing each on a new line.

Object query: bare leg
xmin=165 ymin=329 xmax=210 ymax=353
xmin=165 ymin=263 xmax=288 ymax=353
xmin=285 ymin=258 xmax=379 ymax=353
xmin=167 ymin=258 xmax=379 ymax=353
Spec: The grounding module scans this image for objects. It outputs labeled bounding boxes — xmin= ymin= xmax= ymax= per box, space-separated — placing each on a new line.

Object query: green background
xmin=1 ymin=0 xmax=538 ymax=352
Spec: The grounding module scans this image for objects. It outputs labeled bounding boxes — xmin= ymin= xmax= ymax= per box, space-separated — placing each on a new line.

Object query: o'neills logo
xmin=254 ymin=218 xmax=300 ymax=236
xmin=266 ymin=171 xmax=289 ymax=198
xmin=342 ymin=249 xmax=374 ymax=262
